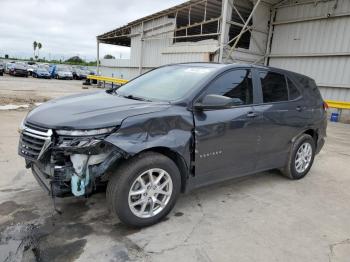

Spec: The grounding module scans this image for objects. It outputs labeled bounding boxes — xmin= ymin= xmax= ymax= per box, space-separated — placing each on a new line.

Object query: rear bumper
xmin=37 ymin=75 xmax=51 ymax=79
xmin=12 ymin=72 xmax=28 ymax=76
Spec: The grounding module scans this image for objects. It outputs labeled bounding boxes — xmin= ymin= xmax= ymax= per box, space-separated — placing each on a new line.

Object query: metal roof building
xmin=97 ymin=0 xmax=350 ymax=103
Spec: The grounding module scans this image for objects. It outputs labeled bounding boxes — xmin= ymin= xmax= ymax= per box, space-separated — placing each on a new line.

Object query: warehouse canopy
xmin=97 ymin=0 xmax=288 ymax=46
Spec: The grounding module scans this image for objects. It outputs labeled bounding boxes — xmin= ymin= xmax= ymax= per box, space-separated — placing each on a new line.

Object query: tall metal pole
xmin=139 ymin=22 xmax=144 ymax=75
xmin=96 ymin=38 xmax=100 ymax=75
xmin=264 ymin=8 xmax=276 ymax=66
xmin=218 ymin=0 xmax=229 ymax=63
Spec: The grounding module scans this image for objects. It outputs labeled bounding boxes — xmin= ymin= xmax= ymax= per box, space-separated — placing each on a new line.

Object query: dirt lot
xmin=0 ymin=76 xmax=350 ymax=262
xmin=0 ymin=75 xmax=90 ymax=105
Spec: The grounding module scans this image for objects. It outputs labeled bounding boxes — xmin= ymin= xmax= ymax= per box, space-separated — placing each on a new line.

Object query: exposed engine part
xmin=70 ymin=152 xmax=116 ymax=196
xmin=71 ymin=173 xmax=90 ymax=197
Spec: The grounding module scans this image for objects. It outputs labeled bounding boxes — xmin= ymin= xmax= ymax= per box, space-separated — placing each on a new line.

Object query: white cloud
xmin=0 ymin=0 xmax=186 ymax=61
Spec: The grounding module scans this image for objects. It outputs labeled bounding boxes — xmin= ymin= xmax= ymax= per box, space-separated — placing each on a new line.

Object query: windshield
xmin=15 ymin=63 xmax=27 ymax=69
xmin=116 ymin=65 xmax=216 ymax=102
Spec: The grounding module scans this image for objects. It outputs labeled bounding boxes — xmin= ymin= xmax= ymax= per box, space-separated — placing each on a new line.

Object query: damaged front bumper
xmin=18 ymin=122 xmax=124 ymax=197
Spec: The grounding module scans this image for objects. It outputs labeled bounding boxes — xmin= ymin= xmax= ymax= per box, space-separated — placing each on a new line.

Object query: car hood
xmin=26 ymin=91 xmax=170 ymax=129
xmin=14 ymin=66 xmax=27 ymax=70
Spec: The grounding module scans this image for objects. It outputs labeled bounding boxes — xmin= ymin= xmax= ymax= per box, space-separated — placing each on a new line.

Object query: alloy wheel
xmin=128 ymin=168 xmax=173 ymax=218
xmin=295 ymin=142 xmax=313 ymax=173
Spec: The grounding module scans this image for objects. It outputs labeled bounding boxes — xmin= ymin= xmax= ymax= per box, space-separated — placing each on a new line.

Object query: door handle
xmin=296 ymin=106 xmax=303 ymax=112
xmin=247 ymin=112 xmax=257 ymax=118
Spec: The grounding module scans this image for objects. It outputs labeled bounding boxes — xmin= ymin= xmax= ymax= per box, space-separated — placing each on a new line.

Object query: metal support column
xmin=96 ymin=39 xmax=100 ymax=75
xmin=139 ymin=22 xmax=144 ymax=75
xmin=219 ymin=0 xmax=229 ymax=63
xmin=264 ymin=8 xmax=276 ymax=66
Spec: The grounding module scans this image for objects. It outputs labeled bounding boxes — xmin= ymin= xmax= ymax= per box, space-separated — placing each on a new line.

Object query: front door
xmin=193 ymin=68 xmax=261 ymax=187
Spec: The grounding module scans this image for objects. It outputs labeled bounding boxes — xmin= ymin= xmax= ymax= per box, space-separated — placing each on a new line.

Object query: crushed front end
xmin=18 ymin=121 xmax=123 ymax=198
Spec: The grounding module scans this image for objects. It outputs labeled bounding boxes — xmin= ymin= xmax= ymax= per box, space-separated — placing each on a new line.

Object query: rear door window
xmin=259 ymin=71 xmax=288 ymax=103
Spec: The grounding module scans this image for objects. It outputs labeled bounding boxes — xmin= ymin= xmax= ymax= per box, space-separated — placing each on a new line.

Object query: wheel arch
xmin=137 ymin=147 xmax=189 ymax=193
xmin=292 ymin=128 xmax=318 ymax=145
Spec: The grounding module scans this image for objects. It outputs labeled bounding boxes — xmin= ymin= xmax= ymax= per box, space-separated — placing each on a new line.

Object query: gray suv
xmin=18 ymin=63 xmax=327 ymax=227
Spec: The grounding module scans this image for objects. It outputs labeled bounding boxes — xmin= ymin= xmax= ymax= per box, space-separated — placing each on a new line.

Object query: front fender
xmin=104 ymin=106 xmax=194 ymax=168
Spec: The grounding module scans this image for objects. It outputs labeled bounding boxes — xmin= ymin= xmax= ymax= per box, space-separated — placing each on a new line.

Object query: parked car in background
xmin=5 ymin=62 xmax=15 ymax=74
xmin=54 ymin=66 xmax=73 ymax=80
xmin=18 ymin=63 xmax=327 ymax=227
xmin=32 ymin=68 xmax=51 ymax=79
xmin=72 ymin=67 xmax=89 ymax=80
xmin=9 ymin=63 xmax=28 ymax=77
xmin=0 ymin=61 xmax=4 ymax=76
xmin=26 ymin=63 xmax=38 ymax=76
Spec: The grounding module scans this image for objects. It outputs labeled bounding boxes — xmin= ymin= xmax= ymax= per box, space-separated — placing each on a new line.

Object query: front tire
xmin=281 ymin=134 xmax=315 ymax=179
xmin=107 ymin=152 xmax=181 ymax=227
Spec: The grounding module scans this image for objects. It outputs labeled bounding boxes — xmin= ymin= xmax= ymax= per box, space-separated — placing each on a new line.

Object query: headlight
xmin=56 ymin=127 xmax=115 ymax=136
xmin=18 ymin=118 xmax=26 ymax=133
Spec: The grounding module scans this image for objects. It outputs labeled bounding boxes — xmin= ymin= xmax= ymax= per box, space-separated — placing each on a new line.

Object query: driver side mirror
xmin=194 ymin=94 xmax=243 ymax=110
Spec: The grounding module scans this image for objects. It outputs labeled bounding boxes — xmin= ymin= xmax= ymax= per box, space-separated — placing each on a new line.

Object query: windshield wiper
xmin=122 ymin=94 xmax=152 ymax=102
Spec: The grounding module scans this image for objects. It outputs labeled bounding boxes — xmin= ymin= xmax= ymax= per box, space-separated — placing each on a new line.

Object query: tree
xmin=5 ymin=54 xmax=9 ymax=59
xmin=103 ymin=54 xmax=115 ymax=59
xmin=33 ymin=41 xmax=37 ymax=59
xmin=65 ymin=56 xmax=85 ymax=64
xmin=37 ymin=42 xmax=42 ymax=58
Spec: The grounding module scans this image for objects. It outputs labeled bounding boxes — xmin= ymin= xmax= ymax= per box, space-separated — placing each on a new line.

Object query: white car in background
xmin=26 ymin=63 xmax=38 ymax=76
xmin=54 ymin=66 xmax=73 ymax=80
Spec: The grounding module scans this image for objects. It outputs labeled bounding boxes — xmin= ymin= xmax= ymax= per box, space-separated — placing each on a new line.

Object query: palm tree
xmin=37 ymin=43 xmax=42 ymax=59
xmin=33 ymin=41 xmax=37 ymax=59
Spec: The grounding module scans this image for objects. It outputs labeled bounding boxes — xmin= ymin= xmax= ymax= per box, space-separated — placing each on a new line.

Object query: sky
xmin=0 ymin=0 xmax=186 ymax=61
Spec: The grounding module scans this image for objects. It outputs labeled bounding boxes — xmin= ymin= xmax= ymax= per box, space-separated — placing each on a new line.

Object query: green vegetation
xmin=1 ymin=40 xmax=95 ymax=66
xmin=103 ymin=54 xmax=115 ymax=59
xmin=32 ymin=41 xmax=43 ymax=60
xmin=0 ymin=54 xmax=97 ymax=66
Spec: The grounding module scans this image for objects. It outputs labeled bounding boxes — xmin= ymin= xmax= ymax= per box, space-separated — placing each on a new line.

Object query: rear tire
xmin=281 ymin=134 xmax=315 ymax=179
xmin=107 ymin=152 xmax=181 ymax=227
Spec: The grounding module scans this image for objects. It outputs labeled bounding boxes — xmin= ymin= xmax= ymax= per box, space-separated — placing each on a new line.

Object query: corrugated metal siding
xmin=275 ymin=0 xmax=350 ymax=21
xmin=100 ymin=58 xmax=131 ymax=67
xmin=100 ymin=66 xmax=149 ymax=80
xmin=320 ymin=86 xmax=350 ymax=101
xmin=269 ymin=57 xmax=350 ymax=88
xmin=269 ymin=0 xmax=350 ymax=101
xmin=129 ymin=15 xmax=212 ymax=67
xmin=271 ymin=17 xmax=350 ymax=55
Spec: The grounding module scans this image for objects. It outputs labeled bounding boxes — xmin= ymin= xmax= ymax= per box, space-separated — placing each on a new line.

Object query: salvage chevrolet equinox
xmin=18 ymin=63 xmax=327 ymax=227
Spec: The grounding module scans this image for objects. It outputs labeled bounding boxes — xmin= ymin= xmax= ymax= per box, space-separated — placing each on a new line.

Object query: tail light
xmin=323 ymin=101 xmax=329 ymax=111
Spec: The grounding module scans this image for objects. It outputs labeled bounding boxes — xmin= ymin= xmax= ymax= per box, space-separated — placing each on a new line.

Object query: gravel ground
xmin=0 ymin=74 xmax=91 ymax=105
xmin=0 ymin=75 xmax=349 ymax=262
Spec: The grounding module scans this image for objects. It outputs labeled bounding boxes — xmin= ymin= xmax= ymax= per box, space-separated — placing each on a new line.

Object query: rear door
xmin=193 ymin=68 xmax=261 ymax=187
xmin=253 ymin=70 xmax=305 ymax=170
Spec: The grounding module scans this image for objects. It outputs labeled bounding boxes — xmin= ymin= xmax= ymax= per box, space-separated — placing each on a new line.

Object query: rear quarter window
xmin=287 ymin=78 xmax=301 ymax=100
xmin=292 ymin=74 xmax=322 ymax=104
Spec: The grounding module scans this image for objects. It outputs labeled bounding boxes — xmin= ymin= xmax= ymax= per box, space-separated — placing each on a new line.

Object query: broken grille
xmin=18 ymin=122 xmax=52 ymax=161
